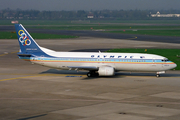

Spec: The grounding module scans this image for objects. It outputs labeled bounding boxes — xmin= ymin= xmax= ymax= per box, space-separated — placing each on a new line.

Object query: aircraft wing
xmin=67 ymin=66 xmax=99 ymax=71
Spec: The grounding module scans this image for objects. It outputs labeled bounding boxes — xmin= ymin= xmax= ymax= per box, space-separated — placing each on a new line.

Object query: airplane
xmin=15 ymin=24 xmax=177 ymax=78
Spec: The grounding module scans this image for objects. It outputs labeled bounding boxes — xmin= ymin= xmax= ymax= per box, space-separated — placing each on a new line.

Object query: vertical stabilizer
xmin=15 ymin=24 xmax=43 ymax=55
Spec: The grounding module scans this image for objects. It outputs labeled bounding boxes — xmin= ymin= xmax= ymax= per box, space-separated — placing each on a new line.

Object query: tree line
xmin=1 ymin=8 xmax=180 ymax=20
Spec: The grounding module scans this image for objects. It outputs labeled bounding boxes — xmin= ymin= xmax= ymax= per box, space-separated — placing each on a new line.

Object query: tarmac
xmin=1 ymin=37 xmax=180 ymax=120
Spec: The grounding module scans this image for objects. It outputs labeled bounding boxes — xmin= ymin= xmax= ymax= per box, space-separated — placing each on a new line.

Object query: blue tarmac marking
xmin=66 ymin=76 xmax=82 ymax=77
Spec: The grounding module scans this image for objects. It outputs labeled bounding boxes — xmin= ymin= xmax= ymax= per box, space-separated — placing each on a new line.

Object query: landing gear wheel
xmin=87 ymin=71 xmax=99 ymax=77
xmin=156 ymin=74 xmax=160 ymax=78
xmin=87 ymin=72 xmax=92 ymax=77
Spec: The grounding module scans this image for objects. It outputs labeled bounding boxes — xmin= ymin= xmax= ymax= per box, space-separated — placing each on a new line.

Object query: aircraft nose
xmin=172 ymin=63 xmax=177 ymax=69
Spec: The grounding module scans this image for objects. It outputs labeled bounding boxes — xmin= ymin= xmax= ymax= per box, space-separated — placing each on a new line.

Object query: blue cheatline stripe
xmin=19 ymin=57 xmax=174 ymax=64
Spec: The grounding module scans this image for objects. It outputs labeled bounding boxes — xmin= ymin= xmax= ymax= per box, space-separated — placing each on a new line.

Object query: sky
xmin=1 ymin=0 xmax=180 ymax=11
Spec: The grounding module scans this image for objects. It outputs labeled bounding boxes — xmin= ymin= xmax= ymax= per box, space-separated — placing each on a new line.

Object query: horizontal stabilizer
xmin=17 ymin=53 xmax=32 ymax=57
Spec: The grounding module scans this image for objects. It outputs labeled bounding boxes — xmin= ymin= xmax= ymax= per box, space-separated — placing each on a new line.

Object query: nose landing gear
xmin=156 ymin=71 xmax=165 ymax=78
xmin=156 ymin=74 xmax=160 ymax=78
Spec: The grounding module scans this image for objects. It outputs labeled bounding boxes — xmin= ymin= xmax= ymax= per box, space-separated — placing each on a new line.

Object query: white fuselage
xmin=22 ymin=49 xmax=177 ymax=72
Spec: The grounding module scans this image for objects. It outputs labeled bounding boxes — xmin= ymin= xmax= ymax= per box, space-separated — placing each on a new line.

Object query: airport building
xmin=150 ymin=11 xmax=180 ymax=17
xmin=87 ymin=13 xmax=94 ymax=18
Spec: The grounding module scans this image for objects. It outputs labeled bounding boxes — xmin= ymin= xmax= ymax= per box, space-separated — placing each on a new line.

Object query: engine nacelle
xmin=98 ymin=66 xmax=115 ymax=76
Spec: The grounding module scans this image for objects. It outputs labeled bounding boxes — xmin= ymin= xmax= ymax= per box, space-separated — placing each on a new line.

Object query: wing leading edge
xmin=67 ymin=66 xmax=98 ymax=71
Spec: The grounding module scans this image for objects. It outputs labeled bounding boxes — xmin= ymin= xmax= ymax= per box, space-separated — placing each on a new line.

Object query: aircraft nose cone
xmin=172 ymin=63 xmax=177 ymax=69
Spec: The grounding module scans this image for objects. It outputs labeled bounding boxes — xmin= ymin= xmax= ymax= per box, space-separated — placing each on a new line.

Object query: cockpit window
xmin=161 ymin=59 xmax=169 ymax=62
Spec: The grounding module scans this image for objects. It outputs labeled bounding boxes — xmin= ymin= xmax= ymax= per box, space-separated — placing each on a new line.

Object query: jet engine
xmin=98 ymin=66 xmax=115 ymax=76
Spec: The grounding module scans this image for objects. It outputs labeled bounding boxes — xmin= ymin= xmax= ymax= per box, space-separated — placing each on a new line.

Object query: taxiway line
xmin=0 ymin=73 xmax=180 ymax=81
xmin=0 ymin=51 xmax=18 ymax=57
xmin=0 ymin=75 xmax=44 ymax=82
xmin=0 ymin=54 xmax=6 ymax=56
xmin=126 ymin=36 xmax=137 ymax=40
xmin=0 ymin=74 xmax=86 ymax=82
xmin=1 ymin=98 xmax=180 ymax=105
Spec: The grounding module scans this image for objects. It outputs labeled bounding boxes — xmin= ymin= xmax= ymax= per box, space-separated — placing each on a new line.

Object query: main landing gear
xmin=87 ymin=71 xmax=99 ymax=77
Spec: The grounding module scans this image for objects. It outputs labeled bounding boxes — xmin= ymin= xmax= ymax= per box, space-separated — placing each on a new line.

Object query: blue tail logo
xmin=15 ymin=24 xmax=44 ymax=55
xmin=18 ymin=30 xmax=31 ymax=46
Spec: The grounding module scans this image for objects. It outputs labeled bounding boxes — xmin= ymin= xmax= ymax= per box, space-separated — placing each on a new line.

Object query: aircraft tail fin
xmin=15 ymin=24 xmax=43 ymax=55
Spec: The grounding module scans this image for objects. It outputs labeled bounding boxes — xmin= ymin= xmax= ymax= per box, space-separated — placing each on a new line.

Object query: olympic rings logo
xmin=18 ymin=30 xmax=31 ymax=46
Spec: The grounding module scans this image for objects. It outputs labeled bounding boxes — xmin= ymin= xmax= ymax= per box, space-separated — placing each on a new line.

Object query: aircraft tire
xmin=156 ymin=74 xmax=160 ymax=78
xmin=87 ymin=72 xmax=92 ymax=77
xmin=87 ymin=71 xmax=99 ymax=77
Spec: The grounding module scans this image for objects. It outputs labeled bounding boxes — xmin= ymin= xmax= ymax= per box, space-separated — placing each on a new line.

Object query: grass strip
xmin=30 ymin=25 xmax=180 ymax=31
xmin=107 ymin=30 xmax=180 ymax=37
xmin=0 ymin=31 xmax=78 ymax=39
xmin=2 ymin=20 xmax=180 ymax=25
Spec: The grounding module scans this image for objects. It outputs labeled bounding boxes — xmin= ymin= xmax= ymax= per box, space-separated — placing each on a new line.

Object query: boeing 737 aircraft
xmin=15 ymin=24 xmax=177 ymax=77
